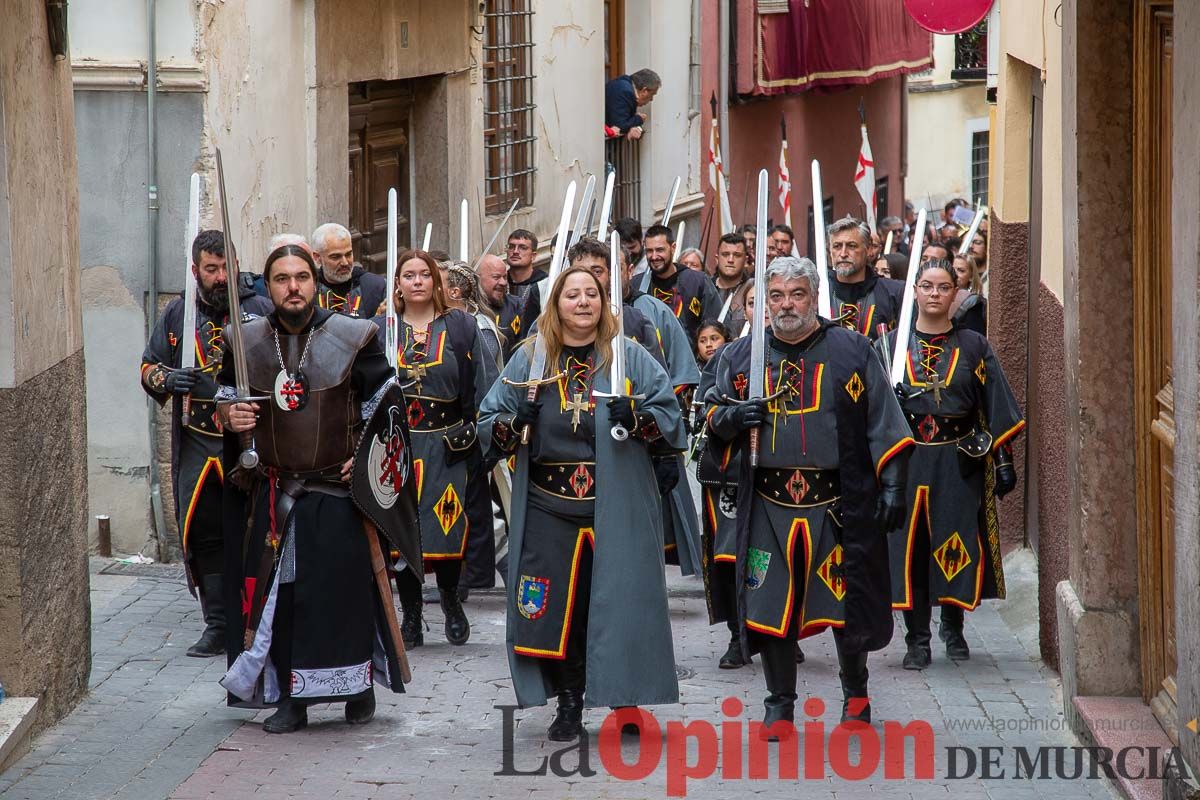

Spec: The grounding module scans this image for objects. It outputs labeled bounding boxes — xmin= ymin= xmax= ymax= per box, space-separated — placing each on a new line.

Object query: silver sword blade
xmin=180 ymin=172 xmax=201 ymax=371
xmin=748 ymin=169 xmax=769 ymax=400
xmin=568 ymin=174 xmax=596 ymax=251
xmin=385 ymin=188 xmax=399 ymax=373
xmin=596 ymin=171 xmax=616 ymax=242
xmin=957 ymin=205 xmax=988 ymax=256
xmin=215 ymin=148 xmax=252 ymax=400
xmin=526 ymin=180 xmax=577 ymax=383
xmin=474 ymin=198 xmax=520 ymax=268
xmin=662 ymin=176 xmax=681 ymax=226
xmin=890 ymin=208 xmax=927 ymax=386
xmin=811 ymin=160 xmax=832 ymax=319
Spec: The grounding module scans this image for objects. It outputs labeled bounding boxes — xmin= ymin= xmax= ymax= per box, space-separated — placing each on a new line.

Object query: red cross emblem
xmin=377 ymin=433 xmax=404 ymax=491
xmin=733 ymin=373 xmax=748 ymax=398
xmin=280 ymin=378 xmax=306 ymax=410
xmin=570 ymin=464 xmax=594 ymax=498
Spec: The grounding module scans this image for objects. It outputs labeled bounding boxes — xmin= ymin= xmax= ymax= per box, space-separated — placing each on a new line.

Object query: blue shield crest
xmin=518 ymin=575 xmax=550 ymax=620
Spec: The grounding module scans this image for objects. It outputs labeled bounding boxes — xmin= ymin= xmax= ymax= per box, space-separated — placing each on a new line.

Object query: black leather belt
xmin=531 ymin=461 xmax=596 ymax=500
xmin=755 ymin=467 xmax=840 ymax=507
xmin=906 ymin=413 xmax=975 ymax=444
xmin=406 ymin=396 xmax=464 ymax=431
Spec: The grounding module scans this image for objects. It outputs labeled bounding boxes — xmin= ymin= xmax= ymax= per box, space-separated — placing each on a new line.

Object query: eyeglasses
xmin=916 ymin=282 xmax=955 ymax=295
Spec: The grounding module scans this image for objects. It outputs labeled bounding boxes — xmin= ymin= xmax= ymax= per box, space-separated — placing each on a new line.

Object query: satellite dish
xmin=904 ymin=0 xmax=993 ymax=34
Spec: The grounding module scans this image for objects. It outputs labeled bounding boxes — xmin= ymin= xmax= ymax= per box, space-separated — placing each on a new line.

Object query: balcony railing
xmin=605 ymin=136 xmax=642 ymax=222
xmin=951 ymin=21 xmax=987 ymax=82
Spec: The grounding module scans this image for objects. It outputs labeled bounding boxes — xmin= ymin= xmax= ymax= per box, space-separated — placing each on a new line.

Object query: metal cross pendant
xmin=565 ymin=392 xmax=589 ymax=431
xmin=925 ymin=372 xmax=949 ymax=406
xmin=407 ymin=362 xmax=427 ymax=394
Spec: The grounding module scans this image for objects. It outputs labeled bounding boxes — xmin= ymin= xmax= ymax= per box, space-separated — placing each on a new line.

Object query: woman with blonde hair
xmin=372 ymin=250 xmax=493 ymax=647
xmin=479 ymin=265 xmax=686 ymax=742
xmin=950 ymin=254 xmax=987 ymax=335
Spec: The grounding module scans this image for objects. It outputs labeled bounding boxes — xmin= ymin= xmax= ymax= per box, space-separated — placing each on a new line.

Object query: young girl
xmin=695 ymin=320 xmax=732 ymax=367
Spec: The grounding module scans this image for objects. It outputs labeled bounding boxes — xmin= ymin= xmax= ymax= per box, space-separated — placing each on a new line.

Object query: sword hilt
xmin=181 ymin=394 xmax=192 ymax=428
xmin=611 ymin=424 xmax=629 ymax=441
xmin=749 ymin=427 xmax=760 ymax=468
xmin=238 ymin=431 xmax=260 ymax=471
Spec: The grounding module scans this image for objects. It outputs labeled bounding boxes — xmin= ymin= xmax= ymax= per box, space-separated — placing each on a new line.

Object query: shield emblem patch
xmin=746 ymin=547 xmax=771 ymax=590
xmin=518 ymin=576 xmax=550 ymax=619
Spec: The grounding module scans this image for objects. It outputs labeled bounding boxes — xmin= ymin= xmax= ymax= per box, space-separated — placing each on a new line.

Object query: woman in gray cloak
xmin=479 ymin=266 xmax=686 ymax=742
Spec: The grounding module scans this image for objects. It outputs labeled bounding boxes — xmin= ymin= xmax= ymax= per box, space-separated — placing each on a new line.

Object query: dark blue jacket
xmin=605 ymin=74 xmax=642 ymax=132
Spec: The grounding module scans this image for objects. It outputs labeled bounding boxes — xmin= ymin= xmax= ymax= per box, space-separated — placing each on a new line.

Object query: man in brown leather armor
xmin=216 ymin=243 xmax=407 ymax=734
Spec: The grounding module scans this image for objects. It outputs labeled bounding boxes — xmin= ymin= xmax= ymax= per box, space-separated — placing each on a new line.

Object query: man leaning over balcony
xmin=605 ymin=68 xmax=661 ymax=141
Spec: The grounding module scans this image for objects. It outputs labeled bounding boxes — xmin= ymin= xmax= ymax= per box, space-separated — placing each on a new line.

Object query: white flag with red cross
xmin=854 ymin=123 xmax=877 ymax=233
xmin=777 ymin=115 xmax=792 ymax=230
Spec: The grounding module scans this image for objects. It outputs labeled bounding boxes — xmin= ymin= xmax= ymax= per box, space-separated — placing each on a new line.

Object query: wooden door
xmin=348 ymin=81 xmax=413 ymax=273
xmin=1133 ymin=0 xmax=1177 ymax=743
xmin=605 ymin=0 xmax=625 ymax=81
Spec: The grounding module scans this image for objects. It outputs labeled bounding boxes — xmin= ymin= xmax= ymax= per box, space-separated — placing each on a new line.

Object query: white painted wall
xmin=69 ymin=0 xmax=198 ymax=64
xmin=905 ymin=80 xmax=989 ymax=212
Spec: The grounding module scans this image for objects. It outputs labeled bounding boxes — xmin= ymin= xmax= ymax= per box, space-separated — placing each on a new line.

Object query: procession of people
xmin=138 ymin=157 xmax=1021 ymax=744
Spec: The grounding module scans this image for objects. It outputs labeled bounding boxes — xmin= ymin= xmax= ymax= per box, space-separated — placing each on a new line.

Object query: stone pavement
xmin=0 ymin=554 xmax=1120 ymax=800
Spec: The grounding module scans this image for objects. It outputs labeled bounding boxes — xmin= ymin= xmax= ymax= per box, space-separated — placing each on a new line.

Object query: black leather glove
xmin=164 ymin=367 xmax=200 ymax=395
xmin=730 ymin=399 xmax=768 ymax=432
xmin=874 ymin=484 xmax=907 ymax=531
xmin=607 ymin=397 xmax=636 ymax=430
xmin=514 ymin=399 xmax=540 ymax=432
xmin=653 ymin=457 xmax=680 ymax=496
xmin=994 ymin=445 xmax=1017 ymax=498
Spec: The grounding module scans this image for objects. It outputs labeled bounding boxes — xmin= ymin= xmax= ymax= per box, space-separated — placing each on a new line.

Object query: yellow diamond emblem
xmin=433 ymin=484 xmax=463 ymax=535
xmin=975 ymin=359 xmax=987 ymax=384
xmin=816 ymin=544 xmax=847 ymax=601
xmin=688 ymin=296 xmax=702 ymax=317
xmin=845 ymin=372 xmax=865 ymax=403
xmin=934 ymin=532 xmax=972 ymax=582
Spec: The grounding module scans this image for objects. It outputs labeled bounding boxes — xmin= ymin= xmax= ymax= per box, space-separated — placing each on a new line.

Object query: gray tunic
xmin=480 ymin=337 xmax=686 ymax=708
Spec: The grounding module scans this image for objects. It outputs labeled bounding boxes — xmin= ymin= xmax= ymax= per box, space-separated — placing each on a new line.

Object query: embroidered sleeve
xmin=214 ymin=384 xmax=238 ymax=403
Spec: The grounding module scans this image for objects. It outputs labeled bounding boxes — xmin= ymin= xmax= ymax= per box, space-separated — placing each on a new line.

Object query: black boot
xmin=758 ymin=638 xmax=797 ymax=740
xmin=263 ymin=698 xmax=308 ymax=734
xmin=548 ymin=690 xmax=585 ymax=741
xmin=902 ymin=603 xmax=933 ymax=670
xmin=440 ymin=587 xmax=471 ymax=645
xmin=836 ymin=639 xmax=871 ymax=725
xmin=400 ymin=589 xmax=425 ymax=648
xmin=187 ymin=574 xmax=226 ymax=658
xmin=345 ymin=687 xmax=376 ymax=725
xmin=719 ymin=621 xmax=746 ymax=669
xmin=939 ymin=605 xmax=970 ymax=660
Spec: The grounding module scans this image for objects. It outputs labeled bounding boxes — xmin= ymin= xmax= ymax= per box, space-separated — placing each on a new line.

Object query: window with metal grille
xmin=483 ymin=0 xmax=536 ymax=215
xmin=970 ymin=130 xmax=990 ymax=205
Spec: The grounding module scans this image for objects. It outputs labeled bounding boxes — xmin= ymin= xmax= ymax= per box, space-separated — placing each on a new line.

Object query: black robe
xmin=316 ymin=265 xmax=387 ymax=319
xmin=140 ymin=287 xmax=272 ymax=586
xmin=705 ymin=322 xmax=913 ymax=656
xmin=640 ymin=265 xmax=723 ymax=351
xmin=828 ymin=270 xmax=906 ymax=341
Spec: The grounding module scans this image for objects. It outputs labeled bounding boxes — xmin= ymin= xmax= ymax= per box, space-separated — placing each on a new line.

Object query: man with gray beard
xmin=826 ymin=217 xmax=905 ymax=341
xmin=311 ymin=222 xmax=387 ymax=318
xmin=704 ymin=256 xmax=912 ymax=733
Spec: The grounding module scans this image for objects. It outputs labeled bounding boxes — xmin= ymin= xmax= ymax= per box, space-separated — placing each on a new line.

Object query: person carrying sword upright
xmin=216 ymin=236 xmax=420 ymax=734
xmin=704 ymin=245 xmax=913 ymax=732
xmin=479 ymin=263 xmax=686 ymax=743
xmin=141 ymin=227 xmax=272 ymax=658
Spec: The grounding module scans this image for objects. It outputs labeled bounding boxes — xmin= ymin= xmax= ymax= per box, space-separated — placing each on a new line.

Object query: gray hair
xmin=267 ymin=233 xmax=307 ymax=251
xmin=311 ymin=222 xmax=352 ymax=253
xmin=764 ymin=256 xmax=820 ymax=296
xmin=630 ymin=69 xmax=661 ymax=91
xmin=679 ymin=247 xmax=704 ymax=263
xmin=826 ymin=216 xmax=870 ymax=245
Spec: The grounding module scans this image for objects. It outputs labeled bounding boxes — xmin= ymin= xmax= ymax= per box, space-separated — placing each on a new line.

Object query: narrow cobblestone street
xmin=0 ymin=552 xmax=1121 ymax=799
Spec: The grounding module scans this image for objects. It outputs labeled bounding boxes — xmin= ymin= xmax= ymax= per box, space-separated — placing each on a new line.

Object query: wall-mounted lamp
xmin=46 ymin=1 xmax=69 ymax=61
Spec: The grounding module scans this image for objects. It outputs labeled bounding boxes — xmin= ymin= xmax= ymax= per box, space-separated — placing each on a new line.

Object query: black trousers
xmin=396 ymin=560 xmax=462 ymax=599
xmin=188 ymin=474 xmax=224 ymax=577
xmin=460 ymin=450 xmax=497 ymax=589
xmin=903 ymin=515 xmax=964 ymax=645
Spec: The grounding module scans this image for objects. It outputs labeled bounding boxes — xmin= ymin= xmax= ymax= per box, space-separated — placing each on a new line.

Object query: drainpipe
xmin=145 ymin=0 xmax=167 ymax=561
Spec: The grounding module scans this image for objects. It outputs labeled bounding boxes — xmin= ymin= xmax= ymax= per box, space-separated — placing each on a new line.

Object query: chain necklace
xmin=271 ymin=326 xmax=320 ymax=412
